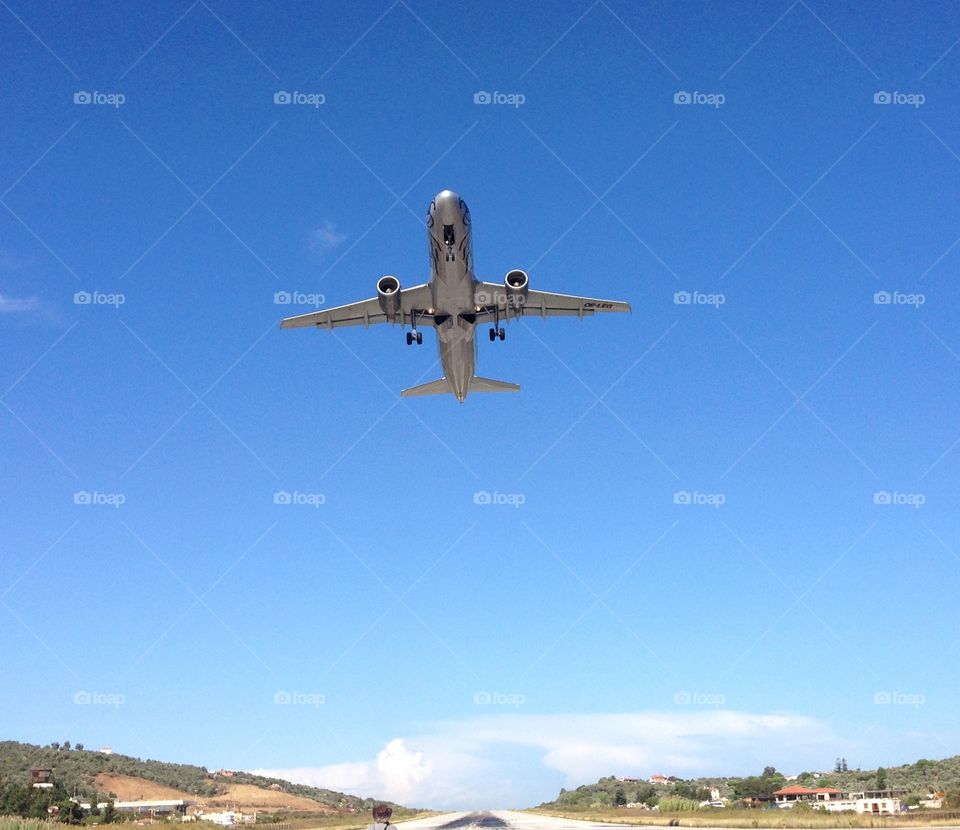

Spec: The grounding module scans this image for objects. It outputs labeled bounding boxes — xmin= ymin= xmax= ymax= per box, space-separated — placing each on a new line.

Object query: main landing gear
xmin=489 ymin=306 xmax=505 ymax=341
xmin=406 ymin=310 xmax=425 ymax=345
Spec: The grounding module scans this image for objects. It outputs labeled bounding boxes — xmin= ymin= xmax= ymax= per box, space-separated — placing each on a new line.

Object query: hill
xmin=538 ymin=755 xmax=960 ymax=810
xmin=0 ymin=741 xmax=406 ymax=814
xmin=92 ymin=774 xmax=339 ymax=813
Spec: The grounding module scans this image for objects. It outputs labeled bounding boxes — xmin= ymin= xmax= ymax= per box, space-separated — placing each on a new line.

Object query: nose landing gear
xmin=406 ymin=330 xmax=423 ymax=345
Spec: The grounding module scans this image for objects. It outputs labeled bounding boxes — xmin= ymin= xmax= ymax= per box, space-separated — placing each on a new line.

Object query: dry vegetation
xmin=525 ymin=807 xmax=960 ymax=829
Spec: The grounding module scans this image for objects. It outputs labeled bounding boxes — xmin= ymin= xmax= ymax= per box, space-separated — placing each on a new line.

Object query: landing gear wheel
xmin=488 ymin=328 xmax=497 ymax=342
xmin=416 ymin=330 xmax=423 ymax=345
xmin=498 ymin=327 xmax=506 ymax=341
xmin=406 ymin=332 xmax=414 ymax=345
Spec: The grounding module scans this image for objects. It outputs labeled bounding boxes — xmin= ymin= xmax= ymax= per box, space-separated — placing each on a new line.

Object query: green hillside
xmin=540 ymin=756 xmax=960 ymax=810
xmin=0 ymin=740 xmax=404 ymax=812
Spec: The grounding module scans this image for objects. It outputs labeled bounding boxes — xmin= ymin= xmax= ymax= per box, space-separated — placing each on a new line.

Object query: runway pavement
xmin=394 ymin=811 xmax=640 ymax=830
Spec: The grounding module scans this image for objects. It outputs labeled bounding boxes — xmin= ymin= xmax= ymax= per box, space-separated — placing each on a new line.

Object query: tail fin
xmin=401 ymin=378 xmax=452 ymax=398
xmin=471 ymin=377 xmax=520 ymax=394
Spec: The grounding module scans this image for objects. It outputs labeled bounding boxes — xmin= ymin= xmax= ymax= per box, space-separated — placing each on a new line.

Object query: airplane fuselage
xmin=426 ymin=190 xmax=479 ymax=402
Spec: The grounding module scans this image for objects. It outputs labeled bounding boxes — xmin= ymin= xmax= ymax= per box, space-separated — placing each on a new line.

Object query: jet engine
xmin=504 ymin=269 xmax=529 ymax=309
xmin=377 ymin=275 xmax=401 ymax=320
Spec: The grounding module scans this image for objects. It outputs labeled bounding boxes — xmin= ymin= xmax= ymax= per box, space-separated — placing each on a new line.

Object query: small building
xmin=774 ymin=786 xmax=842 ymax=806
xmin=199 ymin=811 xmax=235 ymax=825
xmin=773 ymin=787 xmax=901 ymax=815
xmin=31 ymin=769 xmax=54 ymax=789
xmin=113 ymin=799 xmax=196 ymax=817
xmin=648 ymin=774 xmax=673 ymax=786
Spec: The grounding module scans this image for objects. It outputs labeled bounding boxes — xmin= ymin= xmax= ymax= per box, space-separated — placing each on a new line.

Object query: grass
xmin=524 ymin=807 xmax=960 ymax=829
xmin=279 ymin=810 xmax=440 ymax=830
xmin=0 ymin=819 xmax=60 ymax=830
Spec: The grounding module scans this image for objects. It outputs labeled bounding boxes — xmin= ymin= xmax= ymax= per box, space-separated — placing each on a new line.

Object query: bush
xmin=657 ymin=796 xmax=700 ymax=812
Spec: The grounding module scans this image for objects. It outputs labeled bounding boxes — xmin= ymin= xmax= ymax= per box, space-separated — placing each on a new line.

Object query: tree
xmin=613 ymin=787 xmax=626 ymax=807
xmin=0 ymin=783 xmax=32 ymax=815
xmin=58 ymin=798 xmax=84 ymax=824
xmin=635 ymin=785 xmax=657 ymax=805
xmin=103 ymin=802 xmax=117 ymax=823
xmin=763 ymin=766 xmax=778 ymax=777
xmin=733 ymin=772 xmax=786 ymax=800
xmin=876 ymin=767 xmax=888 ymax=790
xmin=76 ymin=743 xmax=84 ymax=752
xmin=63 ymin=741 xmax=71 ymax=751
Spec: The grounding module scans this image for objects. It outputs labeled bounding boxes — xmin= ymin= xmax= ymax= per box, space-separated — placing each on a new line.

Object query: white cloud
xmin=0 ymin=293 xmax=40 ymax=313
xmin=308 ymin=221 xmax=347 ymax=253
xmin=255 ymin=709 xmax=832 ymax=810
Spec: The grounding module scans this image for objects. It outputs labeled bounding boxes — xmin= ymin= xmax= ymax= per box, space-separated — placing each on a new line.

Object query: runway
xmin=395 ymin=811 xmax=642 ymax=830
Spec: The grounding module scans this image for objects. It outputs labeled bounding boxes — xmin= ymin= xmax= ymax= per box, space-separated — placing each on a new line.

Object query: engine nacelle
xmin=504 ymin=269 xmax=529 ymax=309
xmin=377 ymin=275 xmax=401 ymax=320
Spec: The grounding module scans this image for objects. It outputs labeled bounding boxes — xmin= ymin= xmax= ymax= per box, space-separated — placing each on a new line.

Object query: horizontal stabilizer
xmin=471 ymin=376 xmax=520 ymax=394
xmin=400 ymin=378 xmax=452 ymax=398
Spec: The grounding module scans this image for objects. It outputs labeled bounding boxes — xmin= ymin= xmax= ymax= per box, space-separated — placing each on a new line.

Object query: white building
xmin=773 ymin=787 xmax=901 ymax=815
xmin=113 ymin=799 xmax=196 ymax=817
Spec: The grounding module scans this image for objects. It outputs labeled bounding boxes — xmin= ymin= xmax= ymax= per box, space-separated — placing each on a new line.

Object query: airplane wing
xmin=474 ymin=282 xmax=631 ymax=321
xmin=280 ymin=283 xmax=433 ymax=330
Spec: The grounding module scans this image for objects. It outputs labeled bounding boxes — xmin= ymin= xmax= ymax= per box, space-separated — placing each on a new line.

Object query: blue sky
xmin=2 ymin=0 xmax=960 ymax=811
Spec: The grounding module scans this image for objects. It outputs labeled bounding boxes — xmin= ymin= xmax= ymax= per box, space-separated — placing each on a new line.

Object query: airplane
xmin=280 ymin=190 xmax=631 ymax=402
